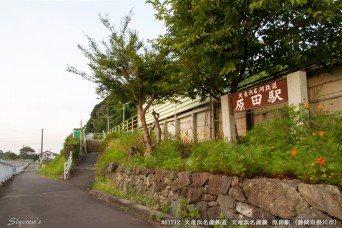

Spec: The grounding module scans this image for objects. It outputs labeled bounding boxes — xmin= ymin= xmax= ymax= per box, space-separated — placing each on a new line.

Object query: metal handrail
xmin=64 ymin=151 xmax=73 ymax=180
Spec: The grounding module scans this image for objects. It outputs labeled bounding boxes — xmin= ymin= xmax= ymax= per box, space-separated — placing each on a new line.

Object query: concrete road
xmin=66 ymin=152 xmax=99 ymax=190
xmin=0 ymin=163 xmax=157 ymax=228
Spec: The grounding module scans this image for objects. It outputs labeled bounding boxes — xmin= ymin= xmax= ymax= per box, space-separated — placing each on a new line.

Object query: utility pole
xmin=123 ymin=102 xmax=130 ymax=122
xmin=80 ymin=120 xmax=83 ymax=152
xmin=105 ymin=100 xmax=113 ymax=132
xmin=40 ymin=128 xmax=44 ymax=164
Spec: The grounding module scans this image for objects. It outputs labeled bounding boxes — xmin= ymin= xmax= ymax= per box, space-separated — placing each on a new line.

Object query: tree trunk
xmin=152 ymin=110 xmax=161 ymax=146
xmin=138 ymin=103 xmax=153 ymax=156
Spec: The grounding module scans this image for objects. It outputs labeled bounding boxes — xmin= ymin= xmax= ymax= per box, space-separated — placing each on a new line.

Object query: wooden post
xmin=192 ymin=113 xmax=197 ymax=143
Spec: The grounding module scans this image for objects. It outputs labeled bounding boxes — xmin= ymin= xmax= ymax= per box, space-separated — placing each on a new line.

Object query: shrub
xmin=148 ymin=140 xmax=185 ymax=171
xmin=63 ymin=134 xmax=81 ymax=160
xmin=240 ymin=104 xmax=342 ymax=185
xmin=127 ymin=139 xmax=186 ymax=171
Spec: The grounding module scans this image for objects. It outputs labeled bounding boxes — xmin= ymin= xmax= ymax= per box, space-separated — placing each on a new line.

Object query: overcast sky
xmin=0 ymin=0 xmax=165 ymax=154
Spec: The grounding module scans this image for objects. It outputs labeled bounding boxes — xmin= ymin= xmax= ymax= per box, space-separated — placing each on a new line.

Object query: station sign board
xmin=231 ymin=79 xmax=288 ymax=112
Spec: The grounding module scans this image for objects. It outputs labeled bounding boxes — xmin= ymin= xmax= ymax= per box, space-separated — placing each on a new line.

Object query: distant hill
xmin=85 ymin=97 xmax=136 ymax=133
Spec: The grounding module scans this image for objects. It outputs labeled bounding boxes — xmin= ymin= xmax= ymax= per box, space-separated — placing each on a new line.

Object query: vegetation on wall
xmin=37 ymin=155 xmax=65 ymax=179
xmin=96 ymin=131 xmax=142 ymax=178
xmin=93 ymin=178 xmax=158 ymax=212
xmin=97 ymin=104 xmax=342 ymax=186
xmin=62 ymin=134 xmax=81 ymax=161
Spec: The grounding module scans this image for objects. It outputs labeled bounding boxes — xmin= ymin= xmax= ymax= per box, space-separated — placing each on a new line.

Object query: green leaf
xmin=313 ymin=11 xmax=322 ymax=18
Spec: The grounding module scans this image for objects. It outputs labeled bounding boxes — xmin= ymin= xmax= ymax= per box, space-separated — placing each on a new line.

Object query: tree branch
xmin=143 ymin=92 xmax=157 ymax=114
xmin=200 ymin=85 xmax=220 ymax=100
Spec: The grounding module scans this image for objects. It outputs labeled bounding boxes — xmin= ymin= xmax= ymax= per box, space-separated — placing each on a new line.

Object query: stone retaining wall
xmin=106 ymin=163 xmax=342 ymax=226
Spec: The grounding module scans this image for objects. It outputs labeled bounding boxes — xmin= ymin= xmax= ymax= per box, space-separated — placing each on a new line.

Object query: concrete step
xmin=76 ymin=152 xmax=99 ymax=168
xmin=86 ymin=140 xmax=102 ymax=153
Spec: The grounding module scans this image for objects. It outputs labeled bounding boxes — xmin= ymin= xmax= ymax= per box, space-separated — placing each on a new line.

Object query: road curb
xmin=89 ymin=189 xmax=176 ymax=225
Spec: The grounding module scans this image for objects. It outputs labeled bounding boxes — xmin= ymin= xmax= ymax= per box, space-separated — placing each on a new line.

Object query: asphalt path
xmin=0 ymin=163 xmax=157 ymax=228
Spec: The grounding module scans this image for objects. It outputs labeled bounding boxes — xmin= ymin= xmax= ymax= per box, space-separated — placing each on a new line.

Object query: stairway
xmin=86 ymin=140 xmax=101 ymax=153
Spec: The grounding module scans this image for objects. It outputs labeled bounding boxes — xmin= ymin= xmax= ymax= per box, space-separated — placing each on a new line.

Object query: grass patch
xmin=96 ymin=131 xmax=142 ymax=178
xmin=37 ymin=155 xmax=65 ymax=179
xmin=93 ymin=178 xmax=126 ymax=198
xmin=93 ymin=178 xmax=157 ymax=210
xmin=37 ymin=133 xmax=85 ymax=180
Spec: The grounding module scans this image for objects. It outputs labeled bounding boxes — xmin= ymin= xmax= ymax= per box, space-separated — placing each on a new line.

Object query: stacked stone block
xmin=107 ymin=163 xmax=342 ymax=226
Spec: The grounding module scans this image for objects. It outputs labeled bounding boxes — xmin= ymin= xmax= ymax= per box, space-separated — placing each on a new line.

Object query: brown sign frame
xmin=230 ymin=79 xmax=288 ymax=113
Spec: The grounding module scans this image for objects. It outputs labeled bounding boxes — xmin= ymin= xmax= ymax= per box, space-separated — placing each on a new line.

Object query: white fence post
xmin=64 ymin=151 xmax=73 ymax=180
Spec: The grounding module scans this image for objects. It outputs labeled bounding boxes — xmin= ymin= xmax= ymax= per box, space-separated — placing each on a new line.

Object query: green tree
xmin=148 ymin=0 xmax=341 ymax=100
xmin=19 ymin=145 xmax=35 ymax=159
xmin=2 ymin=151 xmax=19 ymax=160
xmin=67 ymin=13 xmax=181 ymax=154
xmin=85 ymin=96 xmax=136 ymax=133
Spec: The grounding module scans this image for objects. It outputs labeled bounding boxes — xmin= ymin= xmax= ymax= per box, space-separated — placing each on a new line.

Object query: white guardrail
xmin=64 ymin=151 xmax=73 ymax=180
xmin=0 ymin=160 xmax=30 ymax=184
xmin=0 ymin=161 xmax=14 ymax=183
